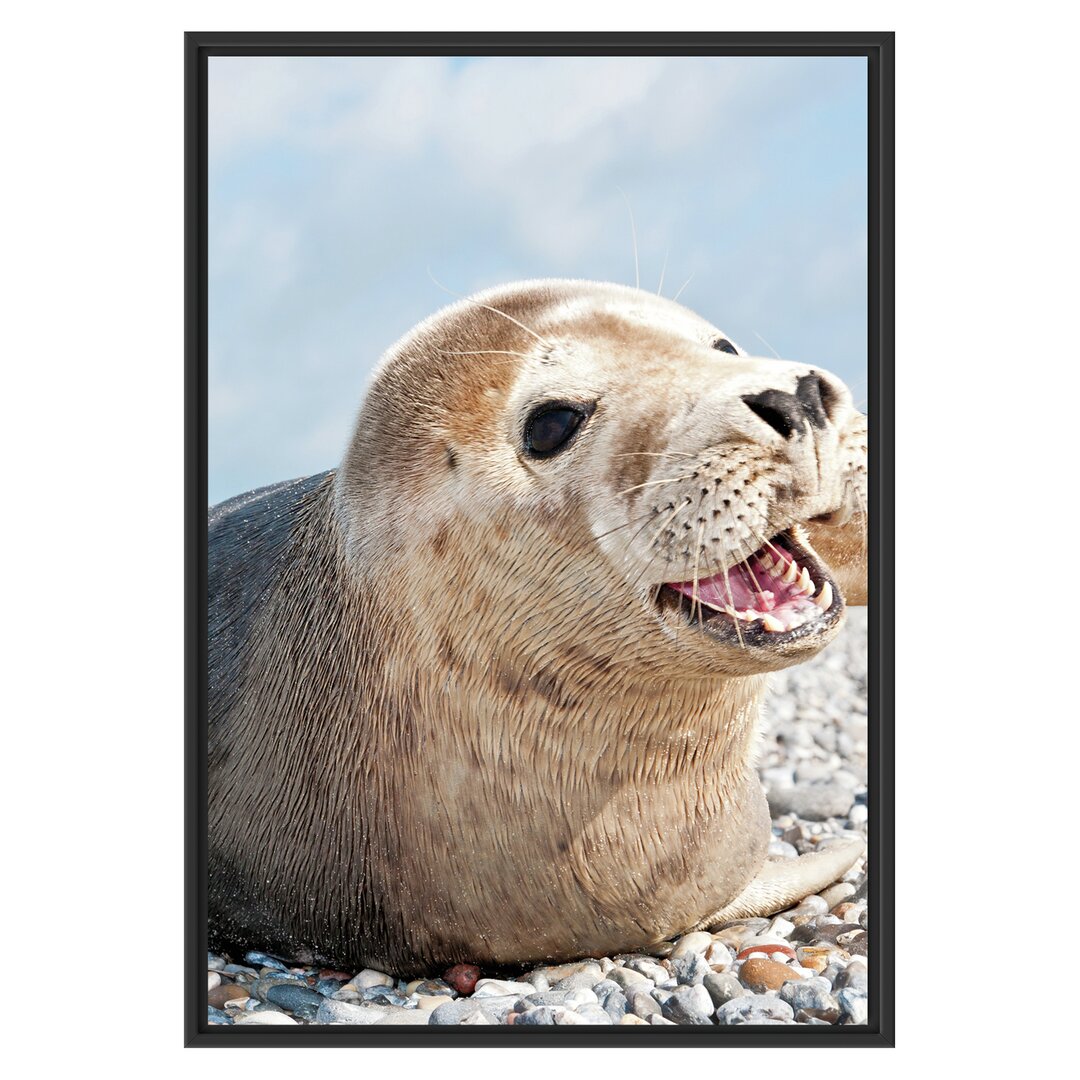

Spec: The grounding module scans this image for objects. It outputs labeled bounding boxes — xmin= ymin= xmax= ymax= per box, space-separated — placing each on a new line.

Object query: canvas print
xmin=204 ymin=52 xmax=872 ymax=1031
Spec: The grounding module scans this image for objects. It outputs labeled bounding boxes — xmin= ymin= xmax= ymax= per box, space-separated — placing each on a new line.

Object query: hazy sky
xmin=208 ymin=55 xmax=867 ymax=504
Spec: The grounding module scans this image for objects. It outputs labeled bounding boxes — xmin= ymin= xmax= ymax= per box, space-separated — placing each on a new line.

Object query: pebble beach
xmin=207 ymin=608 xmax=869 ymax=1029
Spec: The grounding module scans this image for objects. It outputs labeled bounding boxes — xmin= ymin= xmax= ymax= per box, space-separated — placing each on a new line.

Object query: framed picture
xmin=186 ymin=31 xmax=894 ymax=1047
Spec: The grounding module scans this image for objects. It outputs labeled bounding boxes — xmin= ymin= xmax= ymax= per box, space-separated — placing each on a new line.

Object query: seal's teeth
xmin=768 ymin=560 xmax=783 ymax=578
xmin=798 ymin=567 xmax=814 ymax=594
xmin=814 ymin=581 xmax=833 ymax=610
xmin=762 ymin=613 xmax=785 ymax=632
xmin=781 ymin=560 xmax=798 ymax=584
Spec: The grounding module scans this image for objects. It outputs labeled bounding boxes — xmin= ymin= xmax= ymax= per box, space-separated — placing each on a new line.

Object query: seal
xmin=208 ymin=279 xmax=868 ymax=974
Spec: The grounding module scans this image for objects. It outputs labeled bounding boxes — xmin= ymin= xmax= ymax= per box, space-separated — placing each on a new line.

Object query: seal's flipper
xmin=695 ymin=837 xmax=865 ymax=928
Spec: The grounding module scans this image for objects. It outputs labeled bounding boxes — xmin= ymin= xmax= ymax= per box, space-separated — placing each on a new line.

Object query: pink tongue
xmin=670 ymin=565 xmax=772 ymax=612
xmin=668 ymin=548 xmax=799 ymax=614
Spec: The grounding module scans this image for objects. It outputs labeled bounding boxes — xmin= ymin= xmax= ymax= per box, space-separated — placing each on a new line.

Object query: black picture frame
xmin=185 ymin=30 xmax=894 ymax=1048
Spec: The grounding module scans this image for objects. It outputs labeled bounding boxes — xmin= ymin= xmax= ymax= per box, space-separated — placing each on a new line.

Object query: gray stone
xmin=243 ymin=951 xmax=290 ymax=972
xmin=767 ymin=784 xmax=855 ymax=821
xmin=315 ymin=999 xmax=390 ymax=1025
xmin=265 ymin=983 xmax=324 ymax=1014
xmin=835 ymin=962 xmax=869 ymax=993
xmin=574 ymin=1003 xmax=614 ymax=1024
xmin=702 ymin=971 xmax=747 ymax=1009
xmin=768 ymin=839 xmax=799 ymax=859
xmin=552 ymin=969 xmax=606 ymax=992
xmin=526 ymin=961 xmax=601 ymax=985
xmin=207 ymin=1006 xmax=232 ymax=1025
xmin=716 ymin=994 xmax=795 ymax=1025
xmin=838 ymin=988 xmax=868 ymax=1025
xmin=602 ymin=990 xmax=629 ymax=1022
xmin=429 ymin=999 xmax=488 ymax=1026
xmin=628 ymin=989 xmax=661 ymax=1019
xmin=649 ymin=1015 xmax=676 ymax=1026
xmin=780 ymin=977 xmax=837 ymax=1013
xmin=670 ymin=952 xmax=711 ymax=986
xmin=233 ymin=1011 xmax=297 ymax=1025
xmin=515 ymin=1006 xmax=562 ymax=1025
xmin=553 ymin=1010 xmax=590 ymax=1025
xmin=608 ymin=967 xmax=651 ymax=992
xmin=661 ymin=984 xmax=715 ymax=1025
xmin=208 ymin=954 xmax=227 ymax=972
xmin=208 ymin=972 xmax=221 ymax=992
xmin=376 ymin=1009 xmax=430 ymax=1025
xmin=625 ymin=958 xmax=668 ymax=982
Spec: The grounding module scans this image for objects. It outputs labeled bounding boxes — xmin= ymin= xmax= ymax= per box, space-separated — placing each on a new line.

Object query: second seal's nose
xmin=742 ymin=373 xmax=835 ymax=438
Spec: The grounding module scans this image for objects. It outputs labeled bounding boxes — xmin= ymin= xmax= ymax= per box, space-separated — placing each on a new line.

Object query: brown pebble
xmin=208 ymin=984 xmax=249 ymax=1009
xmin=319 ymin=968 xmax=352 ymax=981
xmin=739 ymin=957 xmax=802 ymax=992
xmin=796 ymin=946 xmax=847 ymax=973
xmin=443 ymin=963 xmax=481 ymax=995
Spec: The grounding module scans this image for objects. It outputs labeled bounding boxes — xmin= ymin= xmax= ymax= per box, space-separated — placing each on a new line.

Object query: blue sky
xmin=208 ymin=55 xmax=867 ymax=504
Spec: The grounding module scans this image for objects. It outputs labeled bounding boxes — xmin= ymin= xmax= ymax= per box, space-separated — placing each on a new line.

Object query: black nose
xmin=742 ymin=373 xmax=833 ymax=439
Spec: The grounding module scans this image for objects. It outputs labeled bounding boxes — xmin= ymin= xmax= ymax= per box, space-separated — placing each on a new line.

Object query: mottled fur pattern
xmin=208 ymin=280 xmax=867 ymax=973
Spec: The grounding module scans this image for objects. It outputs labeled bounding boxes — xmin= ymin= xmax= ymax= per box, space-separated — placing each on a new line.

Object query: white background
xmin=3 ymin=1 xmax=1074 ymax=1071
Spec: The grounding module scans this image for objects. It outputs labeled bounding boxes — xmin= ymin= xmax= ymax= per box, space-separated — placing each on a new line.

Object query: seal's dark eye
xmin=524 ymin=403 xmax=592 ymax=458
xmin=712 ymin=337 xmax=738 ymax=355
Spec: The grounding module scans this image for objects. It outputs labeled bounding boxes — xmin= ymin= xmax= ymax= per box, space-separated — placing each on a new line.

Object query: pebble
xmin=779 ymin=977 xmax=837 ymax=1012
xmin=835 ymin=961 xmax=869 ymax=993
xmin=208 ymin=972 xmax=221 ymax=991
xmin=822 ymin=881 xmax=857 ymax=908
xmin=352 ymin=968 xmax=394 ymax=990
xmin=661 ymin=984 xmax=714 ymax=1025
xmin=575 ymin=1003 xmax=614 ymax=1024
xmin=207 ymin=1006 xmax=232 ymax=1025
xmin=513 ymin=1006 xmax=563 ymax=1025
xmin=620 ymin=1014 xmax=648 ymax=1025
xmin=608 ymin=967 xmax=651 ymax=991
xmin=414 ymin=995 xmax=453 ymax=1011
xmin=528 ymin=960 xmax=601 ymax=984
xmin=625 ymin=958 xmax=668 ymax=983
xmin=703 ymin=971 xmax=746 ymax=1009
xmin=739 ymin=957 xmax=802 ymax=992
xmin=670 ymin=952 xmax=711 ymax=986
xmin=442 ymin=964 xmax=480 ymax=995
xmin=265 ymin=983 xmax=325 ymax=1020
xmin=315 ymin=999 xmax=385 ymax=1025
xmin=208 ymin=984 xmax=249 ymax=1009
xmin=405 ymin=978 xmax=454 ymax=997
xmin=716 ymin=994 xmax=796 ymax=1025
xmin=243 ymin=951 xmax=290 ymax=972
xmin=472 ymin=978 xmax=536 ymax=998
xmin=838 ymin=988 xmax=869 ymax=1025
xmin=768 ymin=839 xmax=799 ymax=859
xmin=208 ymin=954 xmax=226 ymax=972
xmin=628 ymin=989 xmax=662 ymax=1019
xmin=669 ymin=931 xmax=713 ymax=958
xmin=705 ymin=941 xmax=734 ymax=968
xmin=552 ymin=968 xmax=606 ymax=991
xmin=602 ymin=990 xmax=630 ymax=1021
xmin=233 ymin=1011 xmax=298 ymax=1025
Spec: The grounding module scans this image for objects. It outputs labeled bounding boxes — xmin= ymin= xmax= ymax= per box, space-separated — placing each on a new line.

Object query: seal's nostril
xmin=796 ymin=373 xmax=832 ymax=429
xmin=742 ymin=389 xmax=805 ymax=439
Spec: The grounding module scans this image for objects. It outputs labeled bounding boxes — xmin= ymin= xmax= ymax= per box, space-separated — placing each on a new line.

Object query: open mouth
xmin=658 ymin=528 xmax=841 ymax=643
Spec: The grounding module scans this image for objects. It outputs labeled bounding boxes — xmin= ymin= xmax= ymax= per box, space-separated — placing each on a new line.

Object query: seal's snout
xmin=741 ymin=372 xmax=839 ymax=439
